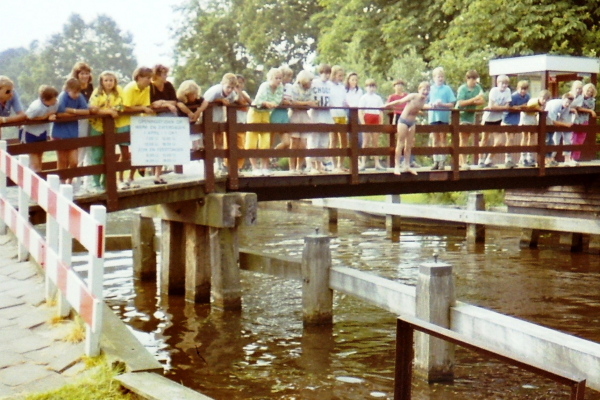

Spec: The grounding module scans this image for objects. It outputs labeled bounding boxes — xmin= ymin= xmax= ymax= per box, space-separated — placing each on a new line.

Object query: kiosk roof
xmin=489 ymin=55 xmax=599 ymax=76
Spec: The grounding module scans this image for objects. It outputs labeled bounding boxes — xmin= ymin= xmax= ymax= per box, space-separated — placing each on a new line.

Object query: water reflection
xmin=99 ymin=204 xmax=600 ymax=399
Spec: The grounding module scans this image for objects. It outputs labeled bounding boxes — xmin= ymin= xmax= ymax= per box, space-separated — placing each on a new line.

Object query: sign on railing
xmin=0 ymin=140 xmax=106 ymax=356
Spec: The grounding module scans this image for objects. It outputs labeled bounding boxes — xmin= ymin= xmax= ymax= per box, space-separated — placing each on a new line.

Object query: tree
xmin=172 ymin=0 xmax=321 ymax=94
xmin=426 ymin=0 xmax=600 ymax=88
xmin=12 ymin=14 xmax=137 ymax=105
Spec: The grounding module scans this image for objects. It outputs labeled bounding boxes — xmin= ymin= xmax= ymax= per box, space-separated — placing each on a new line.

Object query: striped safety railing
xmin=0 ymin=140 xmax=106 ymax=356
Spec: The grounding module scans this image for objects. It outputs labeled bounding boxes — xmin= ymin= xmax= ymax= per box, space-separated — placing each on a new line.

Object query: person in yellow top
xmin=88 ymin=71 xmax=127 ymax=192
xmin=121 ymin=67 xmax=154 ymax=188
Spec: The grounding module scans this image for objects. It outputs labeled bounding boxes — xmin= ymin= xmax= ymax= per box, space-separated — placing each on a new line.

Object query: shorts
xmin=290 ymin=111 xmax=311 ymax=139
xmin=246 ymin=108 xmax=271 ymax=150
xmin=118 ymin=126 xmax=131 ymax=146
xmin=270 ymin=108 xmax=289 ymax=124
xmin=364 ymin=113 xmax=379 ymax=125
xmin=19 ymin=129 xmax=47 ymax=144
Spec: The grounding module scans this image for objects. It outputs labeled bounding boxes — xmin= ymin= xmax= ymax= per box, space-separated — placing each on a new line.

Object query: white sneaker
xmin=251 ymin=169 xmax=263 ymax=176
xmin=567 ymin=160 xmax=579 ymax=167
xmin=262 ymin=169 xmax=272 ymax=176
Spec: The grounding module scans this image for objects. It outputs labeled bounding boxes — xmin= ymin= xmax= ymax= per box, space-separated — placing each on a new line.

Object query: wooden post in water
xmin=184 ymin=223 xmax=211 ymax=303
xmin=414 ymin=260 xmax=455 ymax=382
xmin=325 ymin=207 xmax=338 ymax=225
xmin=301 ymin=233 xmax=333 ymax=326
xmin=160 ymin=220 xmax=186 ymax=294
xmin=132 ymin=212 xmax=157 ymax=281
xmin=520 ymin=229 xmax=540 ymax=248
xmin=466 ymin=192 xmax=485 ymax=243
xmin=587 ymin=235 xmax=600 ymax=254
xmin=210 ymin=226 xmax=241 ymax=310
xmin=559 ymin=232 xmax=583 ymax=252
xmin=386 ymin=194 xmax=401 ymax=241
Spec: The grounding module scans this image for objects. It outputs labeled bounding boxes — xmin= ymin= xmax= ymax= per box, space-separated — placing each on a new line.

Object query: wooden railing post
xmin=203 ymin=105 xmax=215 ymax=192
xmin=414 ymin=260 xmax=455 ymax=382
xmin=226 ymin=106 xmax=239 ymax=190
xmin=450 ymin=110 xmax=460 ymax=180
xmin=348 ymin=108 xmax=360 ymax=184
xmin=102 ymin=116 xmax=118 ymax=211
xmin=395 ymin=319 xmax=414 ymax=400
xmin=537 ymin=111 xmax=547 ymax=176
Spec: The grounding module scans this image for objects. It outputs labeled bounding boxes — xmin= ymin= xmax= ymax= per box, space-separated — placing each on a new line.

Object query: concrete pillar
xmin=587 ymin=235 xmax=600 ymax=254
xmin=414 ymin=261 xmax=455 ymax=382
xmin=559 ymin=232 xmax=583 ymax=252
xmin=466 ymin=192 xmax=485 ymax=243
xmin=301 ymin=234 xmax=333 ymax=326
xmin=520 ymin=229 xmax=540 ymax=248
xmin=210 ymin=227 xmax=241 ymax=310
xmin=160 ymin=220 xmax=185 ymax=295
xmin=184 ymin=223 xmax=211 ymax=303
xmin=132 ymin=213 xmax=156 ymax=281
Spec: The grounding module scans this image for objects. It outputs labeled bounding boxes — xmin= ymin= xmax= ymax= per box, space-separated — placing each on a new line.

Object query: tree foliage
xmin=307 ymin=0 xmax=600 ymax=90
xmin=172 ymin=0 xmax=322 ymax=94
xmin=0 ymin=14 xmax=136 ymax=105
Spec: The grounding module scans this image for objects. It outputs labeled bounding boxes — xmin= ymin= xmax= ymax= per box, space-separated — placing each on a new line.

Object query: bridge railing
xmin=1 ymin=105 xmax=599 ymax=211
xmin=0 ymin=141 xmax=106 ymax=356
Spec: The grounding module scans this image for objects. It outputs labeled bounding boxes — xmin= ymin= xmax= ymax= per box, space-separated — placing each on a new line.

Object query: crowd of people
xmin=0 ymin=61 xmax=597 ymax=192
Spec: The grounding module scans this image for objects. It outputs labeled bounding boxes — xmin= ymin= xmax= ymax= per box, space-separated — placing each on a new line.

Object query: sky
xmin=1 ymin=0 xmax=184 ymax=68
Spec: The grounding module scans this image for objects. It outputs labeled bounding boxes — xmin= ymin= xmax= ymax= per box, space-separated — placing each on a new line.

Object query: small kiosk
xmin=498 ymin=55 xmax=600 ymax=242
xmin=489 ymin=54 xmax=598 ymax=99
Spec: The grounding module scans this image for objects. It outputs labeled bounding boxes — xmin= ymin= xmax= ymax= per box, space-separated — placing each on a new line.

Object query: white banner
xmin=130 ymin=116 xmax=190 ymax=166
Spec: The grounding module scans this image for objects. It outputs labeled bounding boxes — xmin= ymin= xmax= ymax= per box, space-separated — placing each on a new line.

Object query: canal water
xmin=80 ymin=203 xmax=600 ymax=399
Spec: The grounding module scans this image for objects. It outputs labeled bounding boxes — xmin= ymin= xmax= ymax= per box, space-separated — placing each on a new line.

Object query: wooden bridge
xmin=3 ymin=105 xmax=600 ymax=216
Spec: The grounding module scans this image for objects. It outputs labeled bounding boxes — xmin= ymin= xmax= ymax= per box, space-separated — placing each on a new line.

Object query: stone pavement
xmin=0 ymin=234 xmax=87 ymax=399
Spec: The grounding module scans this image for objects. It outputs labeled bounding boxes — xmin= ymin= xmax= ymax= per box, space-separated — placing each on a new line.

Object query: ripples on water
xmin=75 ymin=203 xmax=600 ymax=399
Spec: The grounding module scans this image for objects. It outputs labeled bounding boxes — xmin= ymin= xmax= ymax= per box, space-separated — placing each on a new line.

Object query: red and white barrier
xmin=0 ymin=141 xmax=105 ymax=356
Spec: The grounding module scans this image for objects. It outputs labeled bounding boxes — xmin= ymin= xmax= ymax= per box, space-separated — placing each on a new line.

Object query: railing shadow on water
xmin=2 ymin=104 xmax=599 ymax=212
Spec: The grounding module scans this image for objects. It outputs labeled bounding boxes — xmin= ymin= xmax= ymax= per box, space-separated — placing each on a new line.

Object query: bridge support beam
xmin=466 ymin=192 xmax=485 ymax=243
xmin=414 ymin=261 xmax=455 ymax=382
xmin=386 ymin=194 xmax=401 ymax=242
xmin=132 ymin=213 xmax=156 ymax=281
xmin=140 ymin=193 xmax=257 ymax=308
xmin=302 ymin=234 xmax=333 ymax=326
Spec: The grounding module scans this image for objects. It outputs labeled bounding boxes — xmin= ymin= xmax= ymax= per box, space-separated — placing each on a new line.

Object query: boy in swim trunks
xmin=386 ymin=81 xmax=430 ymax=175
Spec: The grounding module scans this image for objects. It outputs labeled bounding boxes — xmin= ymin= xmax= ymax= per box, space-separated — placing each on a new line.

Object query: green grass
xmin=358 ymin=190 xmax=505 ymax=208
xmin=24 ymin=355 xmax=132 ymax=400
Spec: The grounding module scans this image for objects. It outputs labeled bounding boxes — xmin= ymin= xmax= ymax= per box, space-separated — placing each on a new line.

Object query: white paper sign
xmin=130 ymin=116 xmax=191 ymax=166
